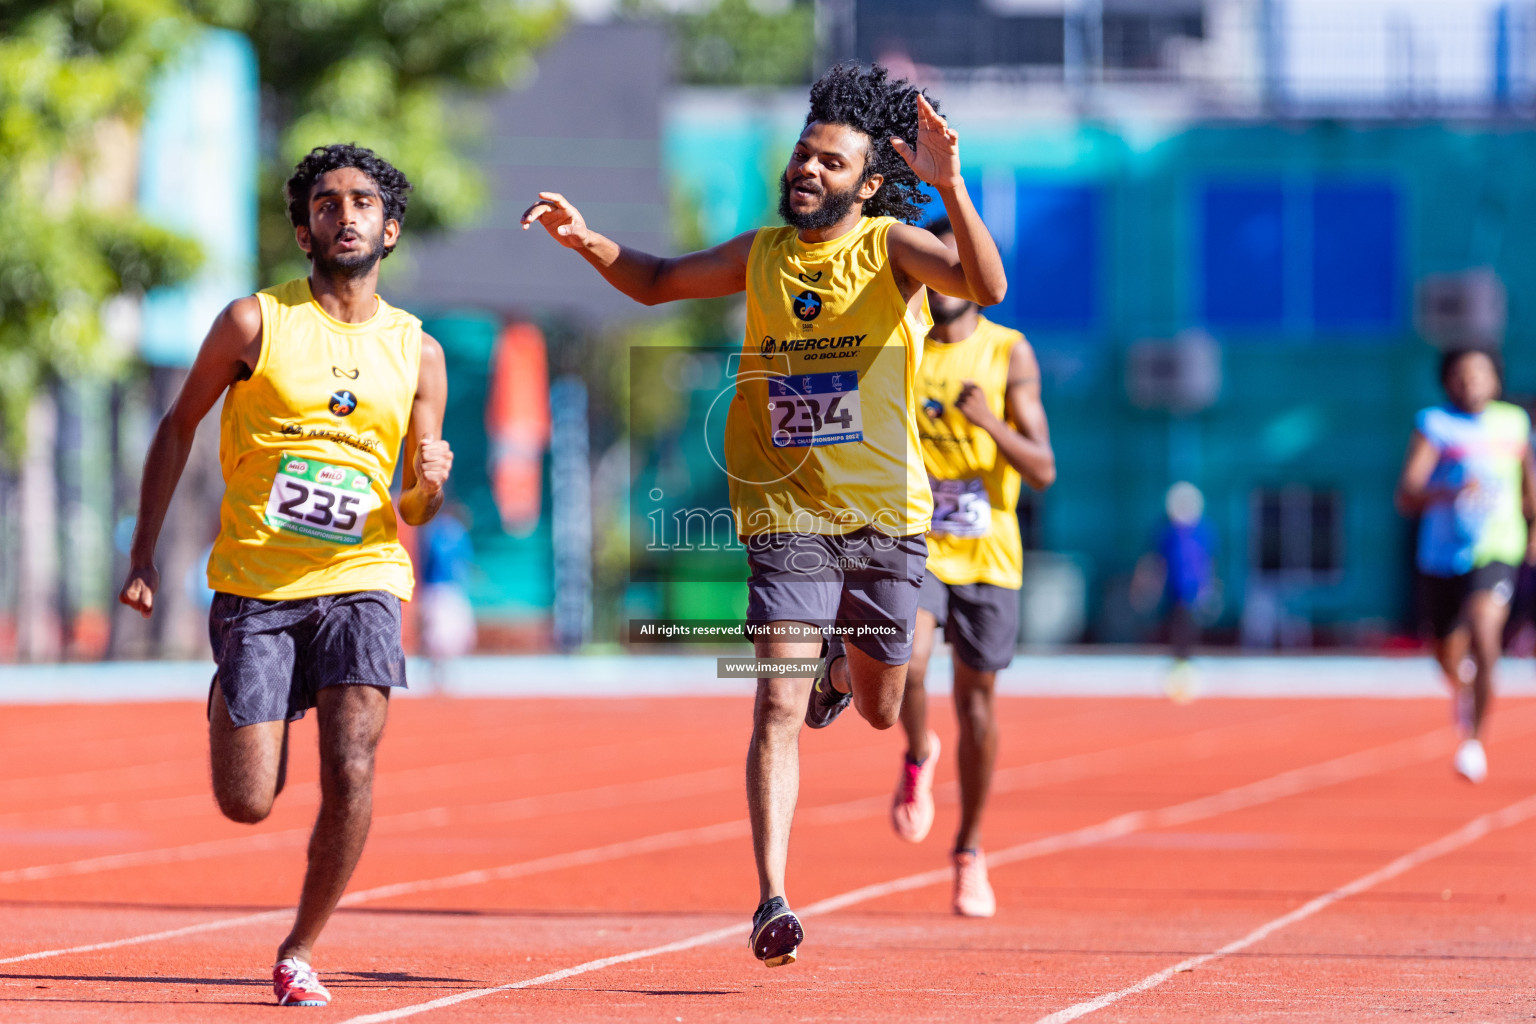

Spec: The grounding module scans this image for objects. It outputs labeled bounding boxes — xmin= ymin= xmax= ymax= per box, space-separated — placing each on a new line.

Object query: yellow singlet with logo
xmin=918 ymin=316 xmax=1024 ymax=588
xmin=207 ymin=278 xmax=421 ymax=601
xmin=727 ymin=216 xmax=933 ymax=537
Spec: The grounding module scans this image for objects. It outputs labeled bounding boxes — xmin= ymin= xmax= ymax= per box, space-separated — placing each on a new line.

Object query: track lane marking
xmin=0 ymin=910 xmax=290 ymax=966
xmin=0 ymin=704 xmax=1312 ymax=884
xmin=326 ymin=722 xmax=1471 ymax=1022
xmin=1031 ymin=791 xmax=1536 ymax=1023
xmin=0 ymin=712 xmax=1484 ymax=980
xmin=0 ymin=767 xmax=736 ymax=884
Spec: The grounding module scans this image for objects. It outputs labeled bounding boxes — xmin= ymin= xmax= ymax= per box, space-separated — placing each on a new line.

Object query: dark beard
xmin=312 ymin=231 xmax=386 ymax=279
xmin=778 ymin=174 xmax=863 ymax=231
xmin=929 ymin=297 xmax=978 ymax=326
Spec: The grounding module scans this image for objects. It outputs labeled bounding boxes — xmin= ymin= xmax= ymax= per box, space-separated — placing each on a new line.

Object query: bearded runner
xmin=521 ymin=62 xmax=1007 ymax=967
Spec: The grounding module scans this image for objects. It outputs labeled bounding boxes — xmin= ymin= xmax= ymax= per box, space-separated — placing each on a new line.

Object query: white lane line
xmin=1032 ymin=791 xmax=1536 ymax=1024
xmin=0 ymin=702 xmax=1295 ymax=885
xmin=339 ymin=923 xmax=749 ymax=1024
xmin=328 ymin=723 xmax=1467 ymax=1023
xmin=0 ymin=767 xmax=737 ymax=885
xmin=0 ymin=910 xmax=289 ymax=966
xmin=339 ymin=819 xmax=749 ymax=904
xmin=0 ymin=716 xmax=1468 ymax=976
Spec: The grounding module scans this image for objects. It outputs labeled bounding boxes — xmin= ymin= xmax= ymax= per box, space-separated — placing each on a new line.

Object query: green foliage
xmin=189 ymin=0 xmax=565 ymax=281
xmin=0 ymin=0 xmax=204 ymax=460
xmin=626 ymin=0 xmax=814 ymax=87
xmin=0 ymin=0 xmax=567 ymax=457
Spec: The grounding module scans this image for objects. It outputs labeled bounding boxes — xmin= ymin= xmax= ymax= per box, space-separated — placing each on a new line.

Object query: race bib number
xmin=264 ymin=453 xmax=377 ymax=545
xmin=767 ymin=371 xmax=863 ymax=448
xmin=930 ymin=476 xmax=991 ymax=538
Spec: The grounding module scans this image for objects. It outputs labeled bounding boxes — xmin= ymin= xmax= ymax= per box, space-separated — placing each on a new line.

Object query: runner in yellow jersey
xmin=118 ymin=145 xmax=453 ymax=1008
xmin=884 ymin=217 xmax=1056 ymax=918
xmin=522 ymin=64 xmax=1006 ymax=966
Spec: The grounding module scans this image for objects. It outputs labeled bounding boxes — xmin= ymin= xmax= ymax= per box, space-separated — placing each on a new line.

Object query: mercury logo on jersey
xmin=758 ymin=333 xmax=867 ymax=361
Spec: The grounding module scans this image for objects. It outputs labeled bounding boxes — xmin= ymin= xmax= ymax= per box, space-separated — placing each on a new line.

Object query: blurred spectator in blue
xmin=418 ymin=505 xmax=477 ymax=689
xmin=1133 ymin=482 xmax=1217 ymax=701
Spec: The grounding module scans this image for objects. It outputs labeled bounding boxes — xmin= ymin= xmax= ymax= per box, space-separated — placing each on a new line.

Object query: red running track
xmin=0 ymin=694 xmax=1533 ymax=1021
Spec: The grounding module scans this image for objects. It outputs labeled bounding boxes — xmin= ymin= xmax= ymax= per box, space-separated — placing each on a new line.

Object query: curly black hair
xmin=804 ymin=63 xmax=936 ymax=224
xmin=284 ymin=144 xmax=413 ymax=260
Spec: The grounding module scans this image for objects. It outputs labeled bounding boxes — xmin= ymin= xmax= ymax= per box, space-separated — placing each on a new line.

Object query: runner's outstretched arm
xmin=520 ymin=192 xmax=755 ymax=305
xmin=954 ymin=341 xmax=1056 ymax=490
xmin=399 ymin=333 xmax=453 ymax=526
xmin=886 ymin=95 xmax=1007 ymax=307
xmin=119 ymin=298 xmax=262 ymax=617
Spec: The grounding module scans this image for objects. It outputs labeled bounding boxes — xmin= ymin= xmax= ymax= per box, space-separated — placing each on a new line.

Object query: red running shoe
xmin=891 ymin=731 xmax=940 ymax=843
xmin=273 ymin=957 xmax=330 ymax=1007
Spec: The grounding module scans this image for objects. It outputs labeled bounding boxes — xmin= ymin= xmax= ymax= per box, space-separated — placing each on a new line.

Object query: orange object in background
xmin=486 ymin=322 xmax=551 ymax=536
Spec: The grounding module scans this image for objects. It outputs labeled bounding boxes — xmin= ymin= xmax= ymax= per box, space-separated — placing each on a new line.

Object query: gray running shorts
xmin=744 ymin=528 xmax=927 ymax=664
xmin=208 ymin=590 xmax=408 ymax=727
xmin=917 ymin=574 xmax=1020 ymax=672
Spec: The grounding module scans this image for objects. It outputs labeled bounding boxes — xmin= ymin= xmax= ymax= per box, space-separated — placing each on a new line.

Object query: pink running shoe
xmin=952 ymin=849 xmax=996 ymax=918
xmin=890 ymin=731 xmax=941 ymax=843
xmin=273 ymin=958 xmax=330 ymax=1007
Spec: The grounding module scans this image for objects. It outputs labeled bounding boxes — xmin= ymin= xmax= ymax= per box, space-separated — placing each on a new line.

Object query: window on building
xmin=1251 ymin=486 xmax=1343 ymax=581
xmin=1201 ymin=183 xmax=1286 ymax=328
xmin=1007 ymin=183 xmax=1102 ymax=331
xmin=1198 ymin=178 xmax=1401 ymax=335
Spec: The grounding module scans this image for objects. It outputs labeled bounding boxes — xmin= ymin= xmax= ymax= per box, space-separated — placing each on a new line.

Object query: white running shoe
xmin=273 ymin=957 xmax=330 ymax=1007
xmin=1454 ymin=738 xmax=1487 ymax=784
xmin=952 ymin=849 xmax=996 ymax=918
xmin=1164 ymin=660 xmax=1200 ymax=705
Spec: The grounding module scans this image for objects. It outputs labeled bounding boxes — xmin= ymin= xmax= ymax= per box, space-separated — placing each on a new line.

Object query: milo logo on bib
xmin=264 ymin=452 xmax=377 ymax=544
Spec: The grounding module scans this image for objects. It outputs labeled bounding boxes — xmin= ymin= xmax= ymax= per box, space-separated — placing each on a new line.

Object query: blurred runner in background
xmin=1396 ymin=345 xmax=1535 ymax=783
xmin=887 ymin=216 xmax=1055 ymax=919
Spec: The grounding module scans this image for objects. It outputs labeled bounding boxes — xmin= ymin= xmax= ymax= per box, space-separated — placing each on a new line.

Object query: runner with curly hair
xmin=522 ymin=62 xmax=1006 ymax=966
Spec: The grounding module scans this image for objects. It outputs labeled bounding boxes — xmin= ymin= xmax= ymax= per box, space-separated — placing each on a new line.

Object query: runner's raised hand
xmin=520 ymin=192 xmax=592 ymax=249
xmin=890 ymin=94 xmax=961 ymax=190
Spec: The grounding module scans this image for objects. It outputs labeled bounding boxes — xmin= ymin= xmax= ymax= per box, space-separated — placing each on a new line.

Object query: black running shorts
xmin=1419 ymin=562 xmax=1517 ymax=641
xmin=917 ymin=574 xmax=1021 ymax=672
xmin=208 ymin=590 xmax=408 ymax=727
xmin=744 ymin=528 xmax=927 ymax=664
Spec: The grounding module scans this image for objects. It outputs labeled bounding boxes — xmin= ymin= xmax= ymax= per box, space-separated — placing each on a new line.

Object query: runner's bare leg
xmin=837 ymin=643 xmax=907 ymax=729
xmin=952 ymin=661 xmax=999 ymax=852
xmin=209 ymin=684 xmax=289 ymax=823
xmin=748 ymin=625 xmax=819 ymax=902
xmin=276 ymin=683 xmax=390 ymax=965
xmin=1464 ymin=591 xmax=1511 ymax=740
xmin=896 ymin=610 xmax=940 ymax=761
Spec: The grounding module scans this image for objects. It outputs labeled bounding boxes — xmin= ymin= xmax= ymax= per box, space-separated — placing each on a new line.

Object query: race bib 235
xmin=264 ymin=453 xmax=377 ymax=545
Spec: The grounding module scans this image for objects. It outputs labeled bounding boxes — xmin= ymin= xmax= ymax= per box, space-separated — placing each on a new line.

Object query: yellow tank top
xmin=918 ymin=317 xmax=1024 ymax=588
xmin=207 ymin=278 xmax=422 ymax=601
xmin=726 ymin=217 xmax=933 ymax=537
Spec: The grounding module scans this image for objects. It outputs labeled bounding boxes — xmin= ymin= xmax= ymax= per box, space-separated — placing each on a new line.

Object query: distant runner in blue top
xmin=1396 ymin=346 xmax=1536 ymax=784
